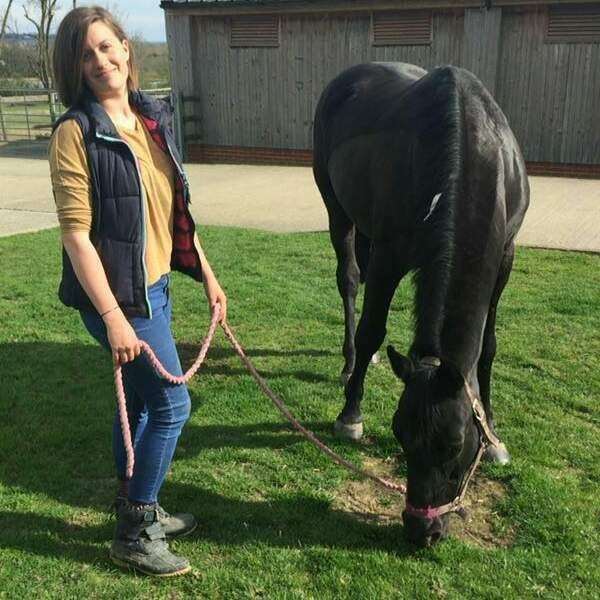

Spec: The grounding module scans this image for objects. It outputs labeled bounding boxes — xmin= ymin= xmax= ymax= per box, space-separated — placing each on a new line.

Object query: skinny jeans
xmin=80 ymin=274 xmax=191 ymax=504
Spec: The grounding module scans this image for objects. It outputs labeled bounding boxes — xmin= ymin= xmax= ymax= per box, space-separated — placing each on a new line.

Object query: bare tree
xmin=0 ymin=0 xmax=16 ymax=48
xmin=22 ymin=0 xmax=59 ymax=120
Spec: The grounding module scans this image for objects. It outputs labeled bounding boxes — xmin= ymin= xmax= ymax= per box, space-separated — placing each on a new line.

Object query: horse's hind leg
xmin=479 ymin=243 xmax=515 ymax=465
xmin=331 ymin=219 xmax=360 ymax=388
xmin=319 ymin=188 xmax=361 ymax=388
xmin=355 ymin=230 xmax=380 ymax=365
xmin=336 ymin=242 xmax=408 ymax=439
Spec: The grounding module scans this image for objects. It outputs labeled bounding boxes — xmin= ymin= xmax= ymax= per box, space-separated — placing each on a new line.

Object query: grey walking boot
xmin=113 ymin=495 xmax=197 ymax=539
xmin=156 ymin=504 xmax=198 ymax=538
xmin=110 ymin=501 xmax=191 ymax=577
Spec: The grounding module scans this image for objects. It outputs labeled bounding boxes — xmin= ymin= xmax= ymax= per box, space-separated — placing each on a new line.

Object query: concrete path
xmin=1 ymin=141 xmax=599 ymax=252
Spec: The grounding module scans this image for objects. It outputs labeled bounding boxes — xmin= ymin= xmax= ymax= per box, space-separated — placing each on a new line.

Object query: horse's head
xmin=387 ymin=345 xmax=480 ymax=547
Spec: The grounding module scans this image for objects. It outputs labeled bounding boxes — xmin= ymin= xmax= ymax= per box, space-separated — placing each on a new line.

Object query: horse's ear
xmin=387 ymin=345 xmax=413 ymax=382
xmin=435 ymin=361 xmax=465 ymax=395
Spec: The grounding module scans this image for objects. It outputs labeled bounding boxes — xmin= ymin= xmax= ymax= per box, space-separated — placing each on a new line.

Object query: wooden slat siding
xmin=371 ymin=11 xmax=432 ymax=46
xmin=591 ymin=36 xmax=600 ymax=162
xmin=185 ymin=7 xmax=600 ymax=165
xmin=496 ymin=7 xmax=600 ymax=165
xmin=461 ymin=7 xmax=502 ymax=95
xmin=164 ymin=0 xmax=600 ymax=18
xmin=497 ymin=9 xmax=540 ymax=160
xmin=546 ymin=4 xmax=600 ymax=43
xmin=165 ymin=14 xmax=198 ymax=148
xmin=230 ymin=15 xmax=280 ymax=47
xmin=372 ymin=11 xmax=464 ymax=70
xmin=190 ymin=11 xmax=464 ymax=151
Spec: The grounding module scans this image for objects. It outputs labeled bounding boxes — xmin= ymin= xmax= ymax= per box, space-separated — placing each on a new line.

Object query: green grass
xmin=0 ymin=227 xmax=599 ymax=599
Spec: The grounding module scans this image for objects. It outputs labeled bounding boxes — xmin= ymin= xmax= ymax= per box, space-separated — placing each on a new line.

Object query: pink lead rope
xmin=114 ymin=305 xmax=221 ymax=480
xmin=113 ymin=304 xmax=406 ymax=494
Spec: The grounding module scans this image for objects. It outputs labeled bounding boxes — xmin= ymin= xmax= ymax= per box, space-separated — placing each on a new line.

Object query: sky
xmin=10 ymin=1 xmax=169 ymax=43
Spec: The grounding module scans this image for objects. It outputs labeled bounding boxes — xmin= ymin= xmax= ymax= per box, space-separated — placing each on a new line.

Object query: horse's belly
xmin=328 ymin=132 xmax=412 ymax=239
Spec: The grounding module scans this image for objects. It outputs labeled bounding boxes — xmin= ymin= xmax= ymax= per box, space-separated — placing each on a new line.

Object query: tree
xmin=22 ymin=0 xmax=59 ymax=120
xmin=0 ymin=1 xmax=16 ymax=48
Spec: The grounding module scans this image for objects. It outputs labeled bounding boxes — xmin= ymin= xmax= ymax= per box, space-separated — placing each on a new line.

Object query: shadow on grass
xmin=0 ymin=341 xmax=415 ymax=563
xmin=183 ymin=344 xmax=337 ymax=359
xmin=0 ymin=485 xmax=413 ymax=567
xmin=179 ymin=343 xmax=335 ymax=383
xmin=0 ymin=511 xmax=112 ymax=568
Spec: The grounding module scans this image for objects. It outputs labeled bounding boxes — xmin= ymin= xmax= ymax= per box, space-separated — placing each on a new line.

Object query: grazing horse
xmin=313 ymin=63 xmax=529 ymax=546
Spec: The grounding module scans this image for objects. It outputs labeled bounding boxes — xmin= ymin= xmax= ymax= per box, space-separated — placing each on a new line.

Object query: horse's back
xmin=313 ymin=62 xmax=425 ymax=167
xmin=313 ymin=63 xmax=528 ymax=243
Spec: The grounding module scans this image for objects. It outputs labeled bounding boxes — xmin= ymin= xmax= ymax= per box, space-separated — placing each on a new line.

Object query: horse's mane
xmin=409 ymin=68 xmax=465 ymax=361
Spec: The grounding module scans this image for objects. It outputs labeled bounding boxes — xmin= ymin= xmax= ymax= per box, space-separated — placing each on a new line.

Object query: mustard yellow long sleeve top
xmin=49 ymin=113 xmax=176 ymax=286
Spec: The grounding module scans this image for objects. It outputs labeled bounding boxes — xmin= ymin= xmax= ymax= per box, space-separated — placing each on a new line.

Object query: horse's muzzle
xmin=402 ymin=510 xmax=449 ymax=547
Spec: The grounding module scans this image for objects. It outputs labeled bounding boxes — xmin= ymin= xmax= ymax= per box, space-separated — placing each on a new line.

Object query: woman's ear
xmin=387 ymin=345 xmax=413 ymax=383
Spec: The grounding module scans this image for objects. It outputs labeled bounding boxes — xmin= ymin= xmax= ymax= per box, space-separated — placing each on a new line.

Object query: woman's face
xmin=81 ymin=20 xmax=130 ymax=100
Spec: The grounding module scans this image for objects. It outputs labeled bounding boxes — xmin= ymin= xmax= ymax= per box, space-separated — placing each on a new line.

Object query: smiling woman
xmin=52 ymin=8 xmax=139 ymax=109
xmin=49 ymin=6 xmax=227 ymax=577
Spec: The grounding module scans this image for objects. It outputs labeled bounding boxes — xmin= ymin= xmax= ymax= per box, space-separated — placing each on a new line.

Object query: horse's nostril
xmin=430 ymin=530 xmax=442 ymax=544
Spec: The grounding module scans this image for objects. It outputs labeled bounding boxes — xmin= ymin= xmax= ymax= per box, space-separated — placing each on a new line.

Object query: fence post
xmin=23 ymin=92 xmax=31 ymax=140
xmin=0 ymin=98 xmax=6 ymax=141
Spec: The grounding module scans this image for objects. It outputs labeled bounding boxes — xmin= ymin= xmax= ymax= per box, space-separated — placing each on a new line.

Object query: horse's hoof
xmin=484 ymin=442 xmax=511 ymax=465
xmin=371 ymin=352 xmax=380 ymax=365
xmin=333 ymin=419 xmax=363 ymax=441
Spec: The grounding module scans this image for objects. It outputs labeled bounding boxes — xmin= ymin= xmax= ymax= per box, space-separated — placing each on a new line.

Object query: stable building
xmin=160 ymin=0 xmax=600 ymax=176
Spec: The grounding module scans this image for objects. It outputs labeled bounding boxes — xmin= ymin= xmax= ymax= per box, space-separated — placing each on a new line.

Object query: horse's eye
xmin=449 ymin=442 xmax=462 ymax=455
xmin=444 ymin=439 xmax=463 ymax=461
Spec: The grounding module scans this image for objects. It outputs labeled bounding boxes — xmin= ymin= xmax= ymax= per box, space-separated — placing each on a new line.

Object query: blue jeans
xmin=80 ymin=274 xmax=191 ymax=504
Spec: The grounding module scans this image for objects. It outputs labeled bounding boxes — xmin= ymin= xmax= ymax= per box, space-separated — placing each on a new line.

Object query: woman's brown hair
xmin=53 ymin=6 xmax=139 ymax=107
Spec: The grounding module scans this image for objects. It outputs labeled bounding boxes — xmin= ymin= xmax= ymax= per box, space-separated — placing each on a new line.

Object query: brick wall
xmin=187 ymin=144 xmax=313 ymax=167
xmin=187 ymin=144 xmax=600 ymax=179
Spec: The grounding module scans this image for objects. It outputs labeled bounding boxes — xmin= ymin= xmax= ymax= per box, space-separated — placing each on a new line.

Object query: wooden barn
xmin=160 ymin=0 xmax=600 ymax=176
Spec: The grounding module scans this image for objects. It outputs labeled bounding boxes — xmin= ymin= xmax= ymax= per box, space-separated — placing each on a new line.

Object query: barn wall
xmin=168 ymin=5 xmax=600 ymax=166
xmin=191 ymin=10 xmax=465 ymax=150
xmin=461 ymin=7 xmax=502 ymax=95
xmin=496 ymin=6 xmax=600 ymax=164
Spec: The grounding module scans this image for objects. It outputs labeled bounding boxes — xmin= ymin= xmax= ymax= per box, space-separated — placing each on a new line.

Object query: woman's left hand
xmin=203 ymin=275 xmax=227 ymax=324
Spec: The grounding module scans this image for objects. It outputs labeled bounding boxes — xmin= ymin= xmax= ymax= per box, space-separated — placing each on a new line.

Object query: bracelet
xmin=100 ymin=305 xmax=119 ymax=319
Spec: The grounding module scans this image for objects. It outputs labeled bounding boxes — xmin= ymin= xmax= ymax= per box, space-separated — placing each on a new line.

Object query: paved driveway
xmin=1 ymin=141 xmax=599 ymax=252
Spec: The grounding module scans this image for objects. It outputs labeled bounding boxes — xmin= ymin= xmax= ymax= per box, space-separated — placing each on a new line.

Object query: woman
xmin=50 ymin=6 xmax=226 ymax=576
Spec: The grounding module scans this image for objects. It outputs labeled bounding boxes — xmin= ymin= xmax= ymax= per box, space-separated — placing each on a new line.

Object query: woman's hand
xmin=203 ymin=274 xmax=227 ymax=324
xmin=103 ymin=309 xmax=142 ymax=365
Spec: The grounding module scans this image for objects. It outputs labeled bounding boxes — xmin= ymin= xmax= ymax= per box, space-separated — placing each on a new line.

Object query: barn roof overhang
xmin=160 ymin=0 xmax=600 ymax=17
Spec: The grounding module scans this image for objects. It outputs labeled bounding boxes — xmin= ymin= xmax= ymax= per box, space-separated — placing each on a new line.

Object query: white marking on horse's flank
xmin=424 ymin=193 xmax=442 ymax=222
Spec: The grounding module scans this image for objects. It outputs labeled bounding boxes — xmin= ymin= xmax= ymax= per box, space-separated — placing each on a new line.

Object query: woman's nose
xmin=91 ymin=51 xmax=108 ymax=68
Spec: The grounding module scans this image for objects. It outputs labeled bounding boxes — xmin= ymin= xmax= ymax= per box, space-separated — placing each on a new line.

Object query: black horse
xmin=313 ymin=63 xmax=529 ymax=546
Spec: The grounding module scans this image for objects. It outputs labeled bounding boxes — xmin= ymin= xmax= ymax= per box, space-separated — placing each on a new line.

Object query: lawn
xmin=0 ymin=226 xmax=599 ymax=599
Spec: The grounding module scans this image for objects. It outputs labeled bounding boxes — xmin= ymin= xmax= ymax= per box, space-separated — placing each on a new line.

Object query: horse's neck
xmin=413 ymin=221 xmax=503 ymax=377
xmin=441 ymin=221 xmax=505 ymax=375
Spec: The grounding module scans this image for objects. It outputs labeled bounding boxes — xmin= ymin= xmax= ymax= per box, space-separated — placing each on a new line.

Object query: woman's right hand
xmin=103 ymin=310 xmax=142 ymax=365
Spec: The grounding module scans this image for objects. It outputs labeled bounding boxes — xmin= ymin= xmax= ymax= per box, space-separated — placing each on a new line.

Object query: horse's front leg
xmin=334 ymin=244 xmax=407 ymax=440
xmin=479 ymin=244 xmax=514 ymax=464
